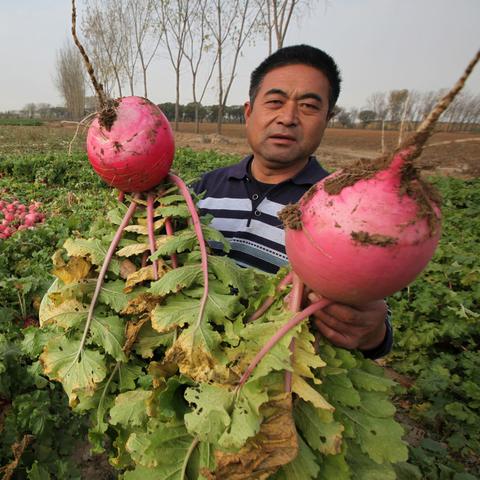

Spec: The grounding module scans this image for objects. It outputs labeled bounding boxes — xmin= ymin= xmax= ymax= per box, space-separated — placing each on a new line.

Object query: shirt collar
xmin=227 ymin=155 xmax=328 ymax=186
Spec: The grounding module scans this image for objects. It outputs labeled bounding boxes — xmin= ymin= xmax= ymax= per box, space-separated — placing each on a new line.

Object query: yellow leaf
xmin=292 ymin=374 xmax=334 ymax=412
xmin=125 ymin=264 xmax=169 ymax=292
xmin=124 ymin=218 xmax=166 ymax=235
xmin=205 ymin=394 xmax=298 ymax=480
xmin=52 ymin=257 xmax=92 ymax=284
xmin=117 ymin=243 xmax=151 ymax=258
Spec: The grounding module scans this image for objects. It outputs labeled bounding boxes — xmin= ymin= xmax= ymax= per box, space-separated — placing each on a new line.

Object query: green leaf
xmin=90 ymin=315 xmax=127 ymax=362
xmin=294 ymin=400 xmax=344 ymax=455
xmin=110 ymin=389 xmax=152 ymax=427
xmin=132 ymin=321 xmax=174 ymax=358
xmin=118 ymin=362 xmax=144 ymax=391
xmin=149 ymin=264 xmax=203 ymax=296
xmin=275 ymin=435 xmax=320 ymax=480
xmin=99 ymin=279 xmax=140 ymax=312
xmin=346 ymin=443 xmax=397 ymax=480
xmin=152 ymin=230 xmax=198 ymax=258
xmin=184 ymin=383 xmax=233 ymax=443
xmin=217 ymin=379 xmax=268 ymax=450
xmin=341 ymin=407 xmax=408 ymax=464
xmin=151 ymin=294 xmax=199 ymax=333
xmin=207 ymin=255 xmax=255 ymax=296
xmin=349 ymin=368 xmax=395 ymax=392
xmin=125 ymin=421 xmax=194 ymax=477
xmin=155 ymin=204 xmax=191 ymax=218
xmin=40 ymin=336 xmax=107 ymax=405
xmin=27 ymin=462 xmax=51 ymax=480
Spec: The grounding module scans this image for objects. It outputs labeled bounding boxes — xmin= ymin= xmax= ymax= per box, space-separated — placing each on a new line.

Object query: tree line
xmin=5 ymin=87 xmax=479 ymax=133
xmin=332 ymin=88 xmax=480 ymax=132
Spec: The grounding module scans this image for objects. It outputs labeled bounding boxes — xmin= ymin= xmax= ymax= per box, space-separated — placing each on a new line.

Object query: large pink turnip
xmin=86 ymin=96 xmax=174 ymax=192
xmin=280 ymin=49 xmax=480 ymax=305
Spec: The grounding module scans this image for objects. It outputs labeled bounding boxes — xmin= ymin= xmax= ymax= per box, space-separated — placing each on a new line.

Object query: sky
xmin=0 ymin=0 xmax=479 ymax=113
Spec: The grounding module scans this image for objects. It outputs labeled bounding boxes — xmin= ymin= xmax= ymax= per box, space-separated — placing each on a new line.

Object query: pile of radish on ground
xmin=35 ymin=3 xmax=480 ymax=478
xmin=0 ymin=199 xmax=45 ymax=239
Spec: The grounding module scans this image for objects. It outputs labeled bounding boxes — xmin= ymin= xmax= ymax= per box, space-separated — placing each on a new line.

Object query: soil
xmin=172 ymin=123 xmax=480 ymax=179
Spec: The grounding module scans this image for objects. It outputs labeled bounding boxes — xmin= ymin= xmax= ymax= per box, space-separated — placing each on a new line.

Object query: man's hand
xmin=308 ymin=292 xmax=387 ymax=351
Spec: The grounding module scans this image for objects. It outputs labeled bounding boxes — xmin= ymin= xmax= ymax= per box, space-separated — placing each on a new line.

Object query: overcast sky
xmin=0 ymin=0 xmax=479 ymax=112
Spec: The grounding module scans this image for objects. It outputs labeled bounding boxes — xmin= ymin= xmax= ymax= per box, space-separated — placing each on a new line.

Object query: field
xmin=0 ymin=122 xmax=479 ymax=479
xmin=1 ymin=122 xmax=479 ymax=177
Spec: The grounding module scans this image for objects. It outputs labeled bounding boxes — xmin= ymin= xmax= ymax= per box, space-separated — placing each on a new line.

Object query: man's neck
xmin=250 ymin=157 xmax=310 ymax=184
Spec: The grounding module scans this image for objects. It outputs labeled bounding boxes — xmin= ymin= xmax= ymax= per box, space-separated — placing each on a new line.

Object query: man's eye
xmin=301 ymin=102 xmax=320 ymax=110
xmin=266 ymin=99 xmax=282 ymax=105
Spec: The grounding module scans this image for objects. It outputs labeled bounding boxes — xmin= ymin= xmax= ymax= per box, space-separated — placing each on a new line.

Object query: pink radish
xmin=86 ymin=96 xmax=175 ymax=192
xmin=280 ymin=49 xmax=480 ymax=306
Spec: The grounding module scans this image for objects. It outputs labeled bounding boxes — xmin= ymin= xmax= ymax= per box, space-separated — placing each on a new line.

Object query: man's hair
xmin=249 ymin=44 xmax=342 ymax=114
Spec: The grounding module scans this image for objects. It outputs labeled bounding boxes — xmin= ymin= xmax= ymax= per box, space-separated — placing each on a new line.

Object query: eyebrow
xmin=264 ymin=88 xmax=323 ymax=104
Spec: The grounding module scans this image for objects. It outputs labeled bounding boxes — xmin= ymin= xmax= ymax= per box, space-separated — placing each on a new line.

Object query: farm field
xmin=0 ymin=122 xmax=479 ymax=479
xmin=1 ymin=122 xmax=479 ymax=177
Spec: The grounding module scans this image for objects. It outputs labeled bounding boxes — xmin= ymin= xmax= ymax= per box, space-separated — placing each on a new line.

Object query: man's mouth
xmin=268 ymin=134 xmax=296 ymax=143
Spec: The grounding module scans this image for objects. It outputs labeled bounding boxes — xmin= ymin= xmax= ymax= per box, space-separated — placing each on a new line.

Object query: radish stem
xmin=284 ymin=274 xmax=304 ymax=392
xmin=147 ymin=194 xmax=159 ymax=280
xmin=167 ymin=173 xmax=209 ymax=327
xmin=237 ymin=297 xmax=331 ymax=389
xmin=165 ymin=217 xmax=178 ymax=268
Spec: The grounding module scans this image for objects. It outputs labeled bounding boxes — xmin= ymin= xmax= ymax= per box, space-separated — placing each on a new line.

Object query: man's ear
xmin=244 ymin=101 xmax=252 ymax=122
xmin=327 ymin=110 xmax=335 ymax=122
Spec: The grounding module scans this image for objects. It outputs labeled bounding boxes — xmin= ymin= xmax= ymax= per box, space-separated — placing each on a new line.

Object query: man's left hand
xmin=308 ymin=293 xmax=387 ymax=351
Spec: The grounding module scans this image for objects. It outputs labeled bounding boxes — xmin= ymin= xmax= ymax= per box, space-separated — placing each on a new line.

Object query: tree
xmin=366 ymin=91 xmax=388 ymax=122
xmin=55 ymin=41 xmax=86 ymax=120
xmin=23 ymin=103 xmax=37 ymax=119
xmin=127 ymin=0 xmax=160 ymax=97
xmin=337 ymin=109 xmax=353 ymax=128
xmin=183 ymin=0 xmax=218 ymax=133
xmin=257 ymin=0 xmax=316 ymax=54
xmin=358 ymin=110 xmax=376 ymax=128
xmin=155 ymin=0 xmax=191 ymax=131
xmin=82 ymin=0 xmax=127 ymax=97
xmin=388 ymin=89 xmax=409 ymax=123
xmin=206 ymin=0 xmax=262 ymax=133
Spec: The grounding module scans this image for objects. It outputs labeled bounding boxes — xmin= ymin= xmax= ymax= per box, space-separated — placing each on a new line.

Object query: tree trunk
xmin=175 ymin=69 xmax=180 ymax=131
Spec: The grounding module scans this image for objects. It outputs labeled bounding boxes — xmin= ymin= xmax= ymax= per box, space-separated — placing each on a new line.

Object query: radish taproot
xmin=86 ymin=96 xmax=174 ymax=192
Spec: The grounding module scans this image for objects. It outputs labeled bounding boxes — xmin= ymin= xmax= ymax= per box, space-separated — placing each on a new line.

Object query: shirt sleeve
xmin=359 ymin=306 xmax=394 ymax=360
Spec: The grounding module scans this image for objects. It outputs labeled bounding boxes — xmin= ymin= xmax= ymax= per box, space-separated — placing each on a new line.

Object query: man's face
xmin=245 ymin=64 xmax=332 ymax=171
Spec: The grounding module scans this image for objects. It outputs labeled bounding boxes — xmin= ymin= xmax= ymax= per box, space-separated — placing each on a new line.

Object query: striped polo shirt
xmin=193 ymin=155 xmax=329 ymax=273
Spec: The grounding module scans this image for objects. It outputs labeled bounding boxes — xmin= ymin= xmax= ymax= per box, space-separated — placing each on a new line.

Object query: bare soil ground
xmin=174 ymin=123 xmax=480 ymax=178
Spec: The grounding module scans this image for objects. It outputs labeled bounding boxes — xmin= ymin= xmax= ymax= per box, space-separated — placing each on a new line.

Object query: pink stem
xmin=165 ymin=217 xmax=178 ymax=269
xmin=284 ymin=274 xmax=304 ymax=393
xmin=76 ymin=195 xmax=139 ymax=357
xmin=147 ymin=194 xmax=159 ymax=280
xmin=247 ymin=271 xmax=293 ymax=322
xmin=117 ymin=190 xmax=125 ymax=203
xmin=237 ymin=298 xmax=331 ymax=389
xmin=167 ymin=173 xmax=209 ymax=325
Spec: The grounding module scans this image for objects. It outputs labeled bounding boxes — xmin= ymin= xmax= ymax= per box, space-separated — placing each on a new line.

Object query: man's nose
xmin=277 ymin=102 xmax=298 ymax=126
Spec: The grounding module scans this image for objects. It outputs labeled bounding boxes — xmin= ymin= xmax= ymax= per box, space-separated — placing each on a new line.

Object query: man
xmin=194 ymin=45 xmax=392 ymax=359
